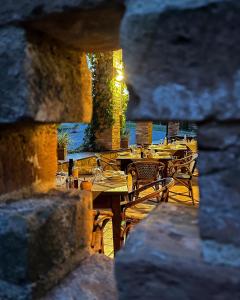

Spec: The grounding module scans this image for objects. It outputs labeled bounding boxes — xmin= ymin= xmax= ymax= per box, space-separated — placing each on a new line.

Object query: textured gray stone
xmin=0 ymin=190 xmax=92 ymax=299
xmin=198 ymin=123 xmax=240 ymax=175
xmin=198 ymin=123 xmax=240 ymax=248
xmin=0 ymin=27 xmax=28 ymax=123
xmin=0 ymin=0 xmax=113 ymax=24
xmin=115 ymin=203 xmax=240 ymax=300
xmin=0 ymin=1 xmax=124 ymax=51
xmin=28 ymin=3 xmax=124 ymax=51
xmin=198 ymin=122 xmax=240 ymax=150
xmin=199 ymin=168 xmax=240 ymax=247
xmin=123 ymin=0 xmax=240 ymax=121
xmin=42 ymin=254 xmax=117 ymax=300
xmin=202 ymin=239 xmax=240 ymax=268
xmin=0 ymin=27 xmax=92 ymax=123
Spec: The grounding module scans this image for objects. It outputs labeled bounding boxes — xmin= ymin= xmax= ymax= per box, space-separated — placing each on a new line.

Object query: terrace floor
xmin=103 ymin=176 xmax=199 ymax=258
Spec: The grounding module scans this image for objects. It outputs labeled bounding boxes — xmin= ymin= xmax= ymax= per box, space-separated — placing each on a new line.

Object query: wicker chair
xmin=121 ymin=178 xmax=175 ymax=243
xmin=127 ymin=160 xmax=165 ymax=192
xmin=168 ymin=153 xmax=198 ymax=205
xmin=91 ymin=210 xmax=113 ymax=254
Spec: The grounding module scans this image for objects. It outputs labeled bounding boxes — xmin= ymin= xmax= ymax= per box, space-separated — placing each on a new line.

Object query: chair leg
xmin=188 ymin=180 xmax=194 ymax=205
xmin=121 ymin=221 xmax=131 ymax=245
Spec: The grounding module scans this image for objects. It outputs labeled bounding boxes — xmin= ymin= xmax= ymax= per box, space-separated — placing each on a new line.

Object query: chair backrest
xmin=169 ymin=153 xmax=198 ymax=177
xmin=189 ymin=153 xmax=198 ymax=174
xmin=128 ymin=160 xmax=165 ymax=181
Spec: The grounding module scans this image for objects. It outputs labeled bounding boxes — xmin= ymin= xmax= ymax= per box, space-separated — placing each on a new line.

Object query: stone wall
xmin=0 ymin=0 xmax=240 ymax=299
xmin=0 ymin=123 xmax=57 ymax=200
xmin=0 ymin=190 xmax=93 ymax=299
xmin=116 ymin=1 xmax=240 ymax=299
xmin=0 ymin=2 xmax=124 ymax=299
xmin=116 ymin=204 xmax=240 ymax=300
xmin=0 ymin=28 xmax=92 ymax=123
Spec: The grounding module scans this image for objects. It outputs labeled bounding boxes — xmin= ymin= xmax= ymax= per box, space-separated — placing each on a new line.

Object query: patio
xmin=1 ymin=1 xmax=239 ymax=299
xmin=103 ymin=175 xmax=199 ymax=258
xmin=57 ymin=136 xmax=199 ymax=258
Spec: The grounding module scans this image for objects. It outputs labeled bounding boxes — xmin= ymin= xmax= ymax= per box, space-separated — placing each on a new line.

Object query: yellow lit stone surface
xmin=0 ymin=123 xmax=57 ymax=200
xmin=95 ymin=50 xmax=124 ymax=150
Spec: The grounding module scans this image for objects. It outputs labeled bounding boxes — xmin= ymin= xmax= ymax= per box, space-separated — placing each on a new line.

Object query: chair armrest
xmin=125 ymin=178 xmax=174 ymax=209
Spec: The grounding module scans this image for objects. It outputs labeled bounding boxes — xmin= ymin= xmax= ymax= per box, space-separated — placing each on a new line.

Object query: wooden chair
xmin=168 ymin=153 xmax=198 ymax=205
xmin=127 ymin=160 xmax=165 ymax=192
xmin=121 ymin=178 xmax=175 ymax=243
xmin=91 ymin=210 xmax=113 ymax=254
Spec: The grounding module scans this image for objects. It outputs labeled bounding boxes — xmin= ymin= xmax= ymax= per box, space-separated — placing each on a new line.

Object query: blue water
xmin=59 ymin=123 xmax=196 ymax=152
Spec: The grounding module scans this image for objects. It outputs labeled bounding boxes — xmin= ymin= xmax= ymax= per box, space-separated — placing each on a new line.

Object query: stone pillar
xmin=122 ymin=0 xmax=240 ymax=255
xmin=0 ymin=190 xmax=93 ymax=299
xmin=117 ymin=1 xmax=240 ymax=299
xmin=136 ymin=122 xmax=152 ymax=145
xmin=198 ymin=122 xmax=240 ymax=263
xmin=0 ymin=27 xmax=92 ymax=123
xmin=167 ymin=121 xmax=180 ymax=138
xmin=0 ymin=2 xmax=124 ymax=299
xmin=95 ymin=50 xmax=122 ymax=150
xmin=0 ymin=9 xmax=98 ymax=299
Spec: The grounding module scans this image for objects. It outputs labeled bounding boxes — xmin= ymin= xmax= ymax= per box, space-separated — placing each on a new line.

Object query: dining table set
xmin=116 ymin=143 xmax=187 ymax=175
xmin=56 ymin=141 xmax=195 ymax=255
xmin=56 ymin=168 xmax=129 ymax=254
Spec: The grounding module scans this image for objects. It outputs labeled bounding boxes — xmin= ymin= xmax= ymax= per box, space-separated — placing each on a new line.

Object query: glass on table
xmin=92 ymin=166 xmax=104 ymax=183
xmin=56 ymin=173 xmax=67 ymax=187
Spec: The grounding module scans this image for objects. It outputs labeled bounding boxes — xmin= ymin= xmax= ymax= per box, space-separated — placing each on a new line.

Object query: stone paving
xmin=103 ymin=176 xmax=199 ymax=258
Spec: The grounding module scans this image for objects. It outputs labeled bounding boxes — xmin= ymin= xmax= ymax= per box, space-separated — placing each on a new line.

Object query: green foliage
xmin=82 ymin=52 xmax=129 ymax=151
xmin=82 ymin=53 xmax=115 ymax=151
xmin=57 ymin=130 xmax=71 ymax=148
xmin=121 ymin=128 xmax=130 ymax=138
xmin=120 ymin=84 xmax=129 ymax=136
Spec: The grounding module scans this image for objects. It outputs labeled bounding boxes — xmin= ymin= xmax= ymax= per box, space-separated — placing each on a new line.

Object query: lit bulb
xmin=116 ymin=73 xmax=124 ymax=82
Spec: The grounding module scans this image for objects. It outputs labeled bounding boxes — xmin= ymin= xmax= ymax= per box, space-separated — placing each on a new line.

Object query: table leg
xmin=111 ymin=195 xmax=122 ymax=255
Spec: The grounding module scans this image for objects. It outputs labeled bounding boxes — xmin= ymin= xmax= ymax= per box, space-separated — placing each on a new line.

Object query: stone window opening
xmin=0 ymin=1 xmax=240 ymax=299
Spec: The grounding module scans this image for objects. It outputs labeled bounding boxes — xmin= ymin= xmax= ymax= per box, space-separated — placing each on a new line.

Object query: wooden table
xmin=150 ymin=144 xmax=187 ymax=152
xmin=92 ymin=177 xmax=128 ymax=255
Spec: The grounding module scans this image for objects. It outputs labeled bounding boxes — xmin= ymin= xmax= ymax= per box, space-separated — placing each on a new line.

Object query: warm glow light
xmin=115 ymin=61 xmax=124 ymax=83
xmin=115 ymin=81 xmax=121 ymax=88
xmin=116 ymin=73 xmax=124 ymax=82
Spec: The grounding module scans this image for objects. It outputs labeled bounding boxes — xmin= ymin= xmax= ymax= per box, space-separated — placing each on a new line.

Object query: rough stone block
xmin=0 ymin=1 xmax=124 ymax=51
xmin=42 ymin=254 xmax=117 ymax=300
xmin=0 ymin=123 xmax=57 ymax=200
xmin=0 ymin=190 xmax=92 ymax=299
xmin=0 ymin=26 xmax=92 ymax=123
xmin=115 ymin=204 xmax=240 ymax=300
xmin=0 ymin=0 xmax=106 ymax=24
xmin=198 ymin=123 xmax=240 ymax=248
xmin=136 ymin=122 xmax=152 ymax=145
xmin=123 ymin=0 xmax=240 ymax=122
xmin=168 ymin=121 xmax=180 ymax=138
